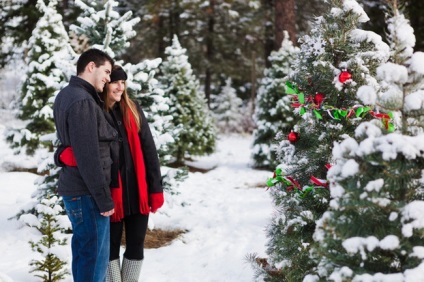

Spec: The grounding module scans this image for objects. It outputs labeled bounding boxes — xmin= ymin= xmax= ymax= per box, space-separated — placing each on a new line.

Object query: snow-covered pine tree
xmin=9 ymin=0 xmax=76 ymax=218
xmin=21 ymin=196 xmax=70 ymax=281
xmin=124 ymin=59 xmax=188 ymax=194
xmin=70 ymin=0 xmax=186 ymax=195
xmin=160 ymin=35 xmax=216 ymax=165
xmin=211 ymin=78 xmax=245 ymax=134
xmin=70 ymin=0 xmax=140 ymax=58
xmin=6 ymin=0 xmax=74 ymax=156
xmin=251 ymin=31 xmax=299 ymax=169
xmin=7 ymin=1 xmax=75 ymax=278
xmin=261 ymin=0 xmax=391 ymax=280
xmin=311 ymin=3 xmax=424 ymax=281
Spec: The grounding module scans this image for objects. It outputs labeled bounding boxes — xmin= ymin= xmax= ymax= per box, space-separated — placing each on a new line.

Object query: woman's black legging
xmin=109 ymin=213 xmax=149 ymax=261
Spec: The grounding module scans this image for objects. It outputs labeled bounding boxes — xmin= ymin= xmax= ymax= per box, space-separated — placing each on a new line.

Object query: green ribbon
xmin=297 ymin=186 xmax=314 ymax=198
xmin=355 ymin=106 xmax=370 ymax=117
xmin=285 ymin=81 xmax=305 ymax=110
xmin=285 ymin=81 xmax=300 ymax=95
xmin=386 ymin=112 xmax=395 ymax=132
xmin=285 ymin=81 xmax=396 ymax=130
xmin=266 ymin=168 xmax=292 ymax=187
xmin=266 ymin=169 xmax=318 ymax=199
xmin=313 ymin=109 xmax=322 ymax=119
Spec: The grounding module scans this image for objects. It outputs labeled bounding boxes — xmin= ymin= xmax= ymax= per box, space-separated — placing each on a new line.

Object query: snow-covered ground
xmin=0 ymin=132 xmax=273 ymax=282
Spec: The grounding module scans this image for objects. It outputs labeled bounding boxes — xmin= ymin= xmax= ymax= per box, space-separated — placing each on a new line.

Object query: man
xmin=53 ymin=48 xmax=117 ymax=282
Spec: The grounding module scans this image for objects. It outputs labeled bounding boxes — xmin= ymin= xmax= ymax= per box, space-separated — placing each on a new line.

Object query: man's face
xmin=92 ymin=61 xmax=112 ymax=92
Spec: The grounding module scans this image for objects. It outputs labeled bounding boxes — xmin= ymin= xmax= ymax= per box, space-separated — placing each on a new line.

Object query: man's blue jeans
xmin=63 ymin=195 xmax=110 ymax=282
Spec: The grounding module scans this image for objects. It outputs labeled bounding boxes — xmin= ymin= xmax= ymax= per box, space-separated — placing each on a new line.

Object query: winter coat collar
xmin=69 ymin=75 xmax=104 ymax=106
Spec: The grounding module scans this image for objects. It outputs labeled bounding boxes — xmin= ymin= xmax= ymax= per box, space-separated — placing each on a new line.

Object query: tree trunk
xmin=204 ymin=0 xmax=215 ymax=107
xmin=250 ymin=50 xmax=257 ymax=113
xmin=263 ymin=0 xmax=274 ymax=68
xmin=275 ymin=0 xmax=296 ymax=49
xmin=170 ymin=0 xmax=181 ymax=40
xmin=158 ymin=15 xmax=166 ymax=57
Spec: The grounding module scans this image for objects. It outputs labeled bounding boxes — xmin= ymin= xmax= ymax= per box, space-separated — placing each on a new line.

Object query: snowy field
xmin=0 ymin=131 xmax=274 ymax=282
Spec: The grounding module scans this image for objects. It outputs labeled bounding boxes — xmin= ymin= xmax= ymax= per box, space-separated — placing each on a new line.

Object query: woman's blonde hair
xmin=102 ymin=65 xmax=141 ymax=131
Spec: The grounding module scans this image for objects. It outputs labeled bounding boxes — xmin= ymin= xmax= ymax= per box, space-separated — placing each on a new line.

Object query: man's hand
xmin=101 ymin=208 xmax=115 ymax=217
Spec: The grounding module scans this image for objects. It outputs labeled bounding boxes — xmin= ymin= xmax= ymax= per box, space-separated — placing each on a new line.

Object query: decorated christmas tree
xmin=211 ymin=78 xmax=245 ymax=134
xmin=159 ymin=35 xmax=217 ymax=165
xmin=259 ymin=0 xmax=391 ymax=280
xmin=310 ymin=4 xmax=424 ymax=281
xmin=251 ymin=31 xmax=299 ymax=169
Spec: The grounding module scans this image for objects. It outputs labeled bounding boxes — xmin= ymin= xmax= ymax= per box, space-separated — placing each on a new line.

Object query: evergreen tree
xmin=6 ymin=0 xmax=74 ymax=155
xmin=311 ymin=5 xmax=424 ymax=281
xmin=21 ymin=196 xmax=70 ymax=281
xmin=123 ymin=59 xmax=171 ymax=160
xmin=211 ymin=78 xmax=245 ymax=134
xmin=70 ymin=0 xmax=140 ymax=57
xmin=118 ymin=0 xmax=329 ymax=107
xmin=260 ymin=0 xmax=391 ymax=280
xmin=123 ymin=59 xmax=188 ymax=194
xmin=0 ymin=0 xmax=40 ymax=68
xmin=9 ymin=0 xmax=75 ymax=219
xmin=118 ymin=0 xmax=266 ymax=103
xmin=71 ymin=0 xmax=186 ymax=195
xmin=6 ymin=2 xmax=75 ymax=278
xmin=0 ymin=0 xmax=80 ymax=68
xmin=251 ymin=31 xmax=299 ymax=169
xmin=159 ymin=35 xmax=216 ymax=165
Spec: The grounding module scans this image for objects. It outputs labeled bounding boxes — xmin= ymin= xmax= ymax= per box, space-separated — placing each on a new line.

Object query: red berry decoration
xmin=339 ymin=70 xmax=352 ymax=83
xmin=288 ymin=131 xmax=300 ymax=143
xmin=314 ymin=92 xmax=325 ymax=105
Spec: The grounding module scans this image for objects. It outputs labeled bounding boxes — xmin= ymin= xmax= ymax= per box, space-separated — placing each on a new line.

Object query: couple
xmin=53 ymin=48 xmax=164 ymax=282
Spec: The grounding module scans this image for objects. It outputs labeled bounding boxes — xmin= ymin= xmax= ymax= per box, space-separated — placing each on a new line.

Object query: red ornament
xmin=339 ymin=70 xmax=352 ymax=83
xmin=288 ymin=131 xmax=300 ymax=143
xmin=314 ymin=92 xmax=325 ymax=105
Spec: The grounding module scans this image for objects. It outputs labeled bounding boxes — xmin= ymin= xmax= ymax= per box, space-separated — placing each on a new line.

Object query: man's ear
xmin=86 ymin=61 xmax=96 ymax=73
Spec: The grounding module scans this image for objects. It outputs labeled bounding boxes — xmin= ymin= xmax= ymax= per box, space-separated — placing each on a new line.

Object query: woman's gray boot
xmin=121 ymin=257 xmax=143 ymax=282
xmin=106 ymin=259 xmax=122 ymax=282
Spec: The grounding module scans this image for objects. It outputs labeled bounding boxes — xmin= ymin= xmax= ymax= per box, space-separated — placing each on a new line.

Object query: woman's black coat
xmin=109 ymin=103 xmax=163 ymax=216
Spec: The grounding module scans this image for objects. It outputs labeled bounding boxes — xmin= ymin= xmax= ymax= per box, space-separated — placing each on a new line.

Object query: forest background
xmin=1 ymin=0 xmax=424 ymax=111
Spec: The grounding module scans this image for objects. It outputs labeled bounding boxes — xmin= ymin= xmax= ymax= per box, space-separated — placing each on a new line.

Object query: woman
xmin=103 ymin=65 xmax=164 ymax=282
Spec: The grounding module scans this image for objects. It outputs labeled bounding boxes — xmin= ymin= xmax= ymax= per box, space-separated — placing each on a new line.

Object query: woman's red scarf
xmin=111 ymin=111 xmax=149 ymax=222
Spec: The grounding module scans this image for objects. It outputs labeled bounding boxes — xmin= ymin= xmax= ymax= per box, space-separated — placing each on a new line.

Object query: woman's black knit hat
xmin=110 ymin=67 xmax=127 ymax=82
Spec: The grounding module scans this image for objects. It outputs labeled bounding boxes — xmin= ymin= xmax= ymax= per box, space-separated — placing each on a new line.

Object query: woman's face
xmin=106 ymin=80 xmax=125 ymax=106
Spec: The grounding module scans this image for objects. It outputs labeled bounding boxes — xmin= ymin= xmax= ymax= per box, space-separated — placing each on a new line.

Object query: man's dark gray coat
xmin=53 ymin=76 xmax=118 ymax=212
